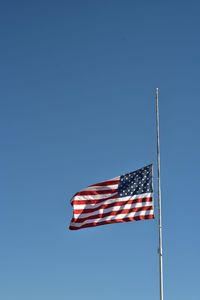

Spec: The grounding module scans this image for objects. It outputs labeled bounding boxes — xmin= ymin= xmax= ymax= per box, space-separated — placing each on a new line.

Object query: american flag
xmin=69 ymin=164 xmax=154 ymax=230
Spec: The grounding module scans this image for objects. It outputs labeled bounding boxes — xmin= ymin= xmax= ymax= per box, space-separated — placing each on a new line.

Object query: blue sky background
xmin=1 ymin=1 xmax=200 ymax=299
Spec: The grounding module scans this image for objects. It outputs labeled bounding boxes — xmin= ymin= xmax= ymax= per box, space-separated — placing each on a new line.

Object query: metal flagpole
xmin=156 ymin=88 xmax=164 ymax=300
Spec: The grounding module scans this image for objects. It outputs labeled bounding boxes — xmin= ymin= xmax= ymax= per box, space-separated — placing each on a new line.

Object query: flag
xmin=69 ymin=164 xmax=154 ymax=230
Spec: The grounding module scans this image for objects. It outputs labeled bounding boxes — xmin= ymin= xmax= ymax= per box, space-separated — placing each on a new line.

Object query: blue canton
xmin=118 ymin=165 xmax=153 ymax=198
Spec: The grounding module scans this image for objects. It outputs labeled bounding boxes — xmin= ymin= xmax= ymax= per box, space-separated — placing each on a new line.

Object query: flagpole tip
xmin=156 ymin=88 xmax=159 ymax=96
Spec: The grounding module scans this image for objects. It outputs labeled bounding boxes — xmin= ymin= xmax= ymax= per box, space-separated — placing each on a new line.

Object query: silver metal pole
xmin=156 ymin=88 xmax=164 ymax=300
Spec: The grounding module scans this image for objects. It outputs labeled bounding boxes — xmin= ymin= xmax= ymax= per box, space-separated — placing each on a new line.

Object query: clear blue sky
xmin=1 ymin=1 xmax=200 ymax=299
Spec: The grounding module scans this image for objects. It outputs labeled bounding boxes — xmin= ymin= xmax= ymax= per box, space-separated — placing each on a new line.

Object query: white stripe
xmin=83 ymin=184 xmax=119 ymax=191
xmin=73 ymin=191 xmax=118 ymax=201
xmin=73 ymin=193 xmax=153 ymax=209
xmin=71 ymin=209 xmax=154 ymax=228
xmin=74 ymin=201 xmax=153 ymax=219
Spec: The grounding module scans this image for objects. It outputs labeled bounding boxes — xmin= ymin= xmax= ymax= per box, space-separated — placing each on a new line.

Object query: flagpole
xmin=156 ymin=88 xmax=164 ymax=300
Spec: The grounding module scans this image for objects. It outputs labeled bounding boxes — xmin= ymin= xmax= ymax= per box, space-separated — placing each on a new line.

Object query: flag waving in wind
xmin=69 ymin=164 xmax=154 ymax=230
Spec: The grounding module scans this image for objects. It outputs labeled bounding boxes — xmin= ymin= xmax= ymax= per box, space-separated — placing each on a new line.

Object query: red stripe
xmin=76 ymin=189 xmax=118 ymax=196
xmin=72 ymin=206 xmax=153 ymax=223
xmin=71 ymin=193 xmax=118 ymax=206
xmin=69 ymin=214 xmax=154 ymax=230
xmin=89 ymin=180 xmax=119 ymax=187
xmin=73 ymin=197 xmax=152 ymax=214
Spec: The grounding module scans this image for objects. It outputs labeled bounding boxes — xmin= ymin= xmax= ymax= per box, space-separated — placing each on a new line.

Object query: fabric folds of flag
xmin=69 ymin=164 xmax=154 ymax=230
